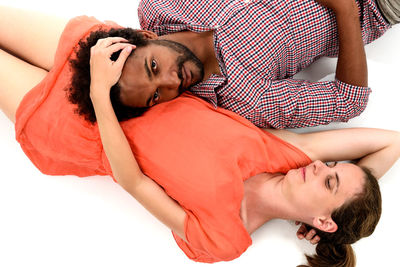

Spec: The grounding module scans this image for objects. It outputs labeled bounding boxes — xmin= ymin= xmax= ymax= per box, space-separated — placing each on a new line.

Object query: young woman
xmin=1 ymin=3 xmax=400 ymax=267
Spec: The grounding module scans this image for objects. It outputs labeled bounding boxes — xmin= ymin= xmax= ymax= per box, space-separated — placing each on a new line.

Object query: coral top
xmin=15 ymin=16 xmax=311 ymax=262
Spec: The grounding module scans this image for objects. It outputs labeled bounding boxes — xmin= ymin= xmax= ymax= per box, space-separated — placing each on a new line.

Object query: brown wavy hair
xmin=298 ymin=166 xmax=381 ymax=267
xmin=67 ymin=27 xmax=149 ymax=123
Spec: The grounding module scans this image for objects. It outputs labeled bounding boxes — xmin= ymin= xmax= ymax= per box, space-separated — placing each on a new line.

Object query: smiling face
xmin=282 ymin=160 xmax=365 ymax=220
xmin=117 ymin=40 xmax=204 ymax=108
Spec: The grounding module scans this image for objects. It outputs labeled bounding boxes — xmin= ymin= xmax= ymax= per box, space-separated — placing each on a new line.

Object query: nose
xmin=312 ymin=160 xmax=325 ymax=175
xmin=159 ymin=69 xmax=181 ymax=91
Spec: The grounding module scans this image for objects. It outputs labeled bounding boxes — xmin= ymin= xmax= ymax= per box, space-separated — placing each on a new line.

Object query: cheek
xmin=165 ymin=89 xmax=180 ymax=101
xmin=293 ymin=183 xmax=327 ymax=209
xmin=119 ymin=88 xmax=131 ymax=104
xmin=283 ymin=174 xmax=306 ymax=202
xmin=120 ymin=88 xmax=142 ymax=107
xmin=306 ymin=189 xmax=337 ymax=215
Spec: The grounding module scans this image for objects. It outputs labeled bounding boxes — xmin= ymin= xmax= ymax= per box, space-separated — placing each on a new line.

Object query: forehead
xmin=336 ymin=162 xmax=365 ymax=199
xmin=119 ymin=44 xmax=178 ymax=88
xmin=119 ymin=48 xmax=146 ymax=88
xmin=127 ymin=42 xmax=178 ymax=62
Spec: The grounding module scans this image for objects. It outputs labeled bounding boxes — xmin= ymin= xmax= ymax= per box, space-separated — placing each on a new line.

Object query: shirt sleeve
xmin=251 ymin=78 xmax=371 ymax=128
xmin=172 ymin=209 xmax=252 ymax=263
xmin=137 ymin=0 xmax=154 ymax=31
xmin=138 ymin=0 xmax=239 ymax=33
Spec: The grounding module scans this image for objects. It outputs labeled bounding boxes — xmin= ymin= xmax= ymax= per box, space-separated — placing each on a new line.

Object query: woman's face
xmin=282 ymin=160 xmax=365 ymax=218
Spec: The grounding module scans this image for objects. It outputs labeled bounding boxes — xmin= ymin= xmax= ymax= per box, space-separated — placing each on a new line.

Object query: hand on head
xmin=89 ymin=37 xmax=136 ymax=100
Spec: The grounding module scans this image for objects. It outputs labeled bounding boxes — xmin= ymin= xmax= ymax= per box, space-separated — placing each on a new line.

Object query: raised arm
xmin=89 ymin=37 xmax=186 ymax=240
xmin=272 ymin=127 xmax=400 ymax=244
xmin=315 ymin=0 xmax=368 ymax=87
xmin=267 ymin=127 xmax=400 ymax=179
xmin=258 ymin=0 xmax=370 ymax=129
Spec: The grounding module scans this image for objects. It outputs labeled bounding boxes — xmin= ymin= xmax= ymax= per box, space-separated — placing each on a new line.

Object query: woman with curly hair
xmin=1 ymin=4 xmax=400 ymax=267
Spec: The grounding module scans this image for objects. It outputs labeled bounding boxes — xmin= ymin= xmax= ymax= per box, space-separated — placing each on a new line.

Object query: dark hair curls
xmin=67 ymin=27 xmax=149 ymax=123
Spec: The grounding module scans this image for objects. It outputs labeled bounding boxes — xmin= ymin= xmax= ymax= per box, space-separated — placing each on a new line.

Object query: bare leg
xmin=0 ymin=49 xmax=47 ymax=123
xmin=0 ymin=6 xmax=68 ymax=71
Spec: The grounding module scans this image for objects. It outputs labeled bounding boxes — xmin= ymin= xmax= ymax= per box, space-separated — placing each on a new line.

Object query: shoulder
xmin=138 ymin=0 xmax=160 ymax=30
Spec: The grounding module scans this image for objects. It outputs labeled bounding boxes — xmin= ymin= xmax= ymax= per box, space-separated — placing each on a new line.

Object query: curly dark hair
xmin=67 ymin=27 xmax=149 ymax=123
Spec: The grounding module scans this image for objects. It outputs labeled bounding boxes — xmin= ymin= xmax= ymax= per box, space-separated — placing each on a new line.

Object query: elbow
xmin=116 ymin=172 xmax=146 ymax=194
xmin=336 ymin=87 xmax=371 ymax=122
xmin=393 ymin=131 xmax=400 ymax=156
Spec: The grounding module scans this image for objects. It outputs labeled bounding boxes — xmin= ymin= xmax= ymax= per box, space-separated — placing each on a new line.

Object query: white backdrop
xmin=1 ymin=1 xmax=399 ymax=266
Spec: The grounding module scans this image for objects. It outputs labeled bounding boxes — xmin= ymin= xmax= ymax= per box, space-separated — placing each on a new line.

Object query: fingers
xmin=89 ymin=36 xmax=136 ymax=92
xmin=114 ymin=46 xmax=134 ymax=69
xmin=108 ymin=42 xmax=135 ymax=55
xmin=304 ymin=229 xmax=316 ymax=241
xmin=310 ymin=234 xmax=320 ymax=245
xmin=91 ymin=37 xmax=136 ymax=63
xmin=296 ymin=223 xmax=307 ymax=239
xmin=303 ymin=228 xmax=320 ymax=245
xmin=296 ymin=223 xmax=320 ymax=245
xmin=95 ymin=37 xmax=128 ymax=47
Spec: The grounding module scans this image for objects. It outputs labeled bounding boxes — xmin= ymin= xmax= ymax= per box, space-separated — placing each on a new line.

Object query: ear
xmin=312 ymin=216 xmax=338 ymax=233
xmin=135 ymin=30 xmax=158 ymax=40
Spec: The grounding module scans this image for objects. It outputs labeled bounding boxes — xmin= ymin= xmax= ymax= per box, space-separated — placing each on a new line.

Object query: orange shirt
xmin=15 ymin=16 xmax=311 ymax=262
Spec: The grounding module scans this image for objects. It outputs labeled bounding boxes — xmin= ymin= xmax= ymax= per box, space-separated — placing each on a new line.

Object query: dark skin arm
xmin=333 ymin=1 xmax=368 ymax=87
xmin=296 ymin=0 xmax=368 ymax=243
xmin=317 ymin=0 xmax=368 ymax=87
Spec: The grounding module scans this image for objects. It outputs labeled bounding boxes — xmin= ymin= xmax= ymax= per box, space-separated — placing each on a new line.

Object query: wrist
xmin=90 ymin=89 xmax=111 ymax=106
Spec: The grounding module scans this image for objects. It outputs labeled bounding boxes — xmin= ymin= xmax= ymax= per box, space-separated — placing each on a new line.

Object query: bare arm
xmin=267 ymin=128 xmax=400 ymax=179
xmin=272 ymin=127 xmax=400 ymax=244
xmin=315 ymin=0 xmax=368 ymax=87
xmin=89 ymin=37 xmax=186 ymax=240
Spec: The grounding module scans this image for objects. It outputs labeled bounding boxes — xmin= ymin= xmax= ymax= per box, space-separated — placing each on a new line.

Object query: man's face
xmin=118 ymin=41 xmax=204 ymax=108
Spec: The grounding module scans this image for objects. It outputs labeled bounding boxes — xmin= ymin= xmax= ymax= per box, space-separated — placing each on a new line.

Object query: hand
xmin=89 ymin=37 xmax=135 ymax=99
xmin=295 ymin=221 xmax=320 ymax=245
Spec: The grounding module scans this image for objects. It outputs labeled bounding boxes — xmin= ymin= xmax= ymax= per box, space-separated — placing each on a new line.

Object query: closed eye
xmin=325 ymin=162 xmax=340 ymax=194
xmin=326 ymin=174 xmax=340 ymax=194
xmin=326 ymin=176 xmax=332 ymax=190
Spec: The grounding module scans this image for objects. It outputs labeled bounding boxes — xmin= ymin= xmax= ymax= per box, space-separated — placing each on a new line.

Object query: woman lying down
xmin=1 ymin=6 xmax=399 ymax=267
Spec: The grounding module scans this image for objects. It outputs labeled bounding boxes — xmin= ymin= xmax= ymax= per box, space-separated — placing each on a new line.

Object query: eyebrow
xmin=334 ymin=173 xmax=340 ymax=194
xmin=144 ymin=57 xmax=153 ymax=107
xmin=144 ymin=57 xmax=153 ymax=80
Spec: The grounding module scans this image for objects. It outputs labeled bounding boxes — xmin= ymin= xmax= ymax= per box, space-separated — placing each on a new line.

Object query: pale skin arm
xmin=89 ymin=37 xmax=186 ymax=241
xmin=267 ymin=127 xmax=400 ymax=244
xmin=267 ymin=127 xmax=400 ymax=179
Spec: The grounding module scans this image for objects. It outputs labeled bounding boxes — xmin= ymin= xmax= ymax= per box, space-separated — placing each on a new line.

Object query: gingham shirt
xmin=138 ymin=0 xmax=390 ymax=128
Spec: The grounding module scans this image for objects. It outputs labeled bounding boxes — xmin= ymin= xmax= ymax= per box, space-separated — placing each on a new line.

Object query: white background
xmin=1 ymin=1 xmax=399 ymax=266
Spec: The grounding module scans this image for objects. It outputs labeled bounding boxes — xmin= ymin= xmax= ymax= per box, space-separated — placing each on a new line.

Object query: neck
xmin=241 ymin=173 xmax=309 ymax=234
xmin=159 ymin=31 xmax=221 ymax=79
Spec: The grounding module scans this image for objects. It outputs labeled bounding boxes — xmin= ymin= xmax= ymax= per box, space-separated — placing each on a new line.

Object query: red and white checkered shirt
xmin=138 ymin=0 xmax=390 ymax=128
